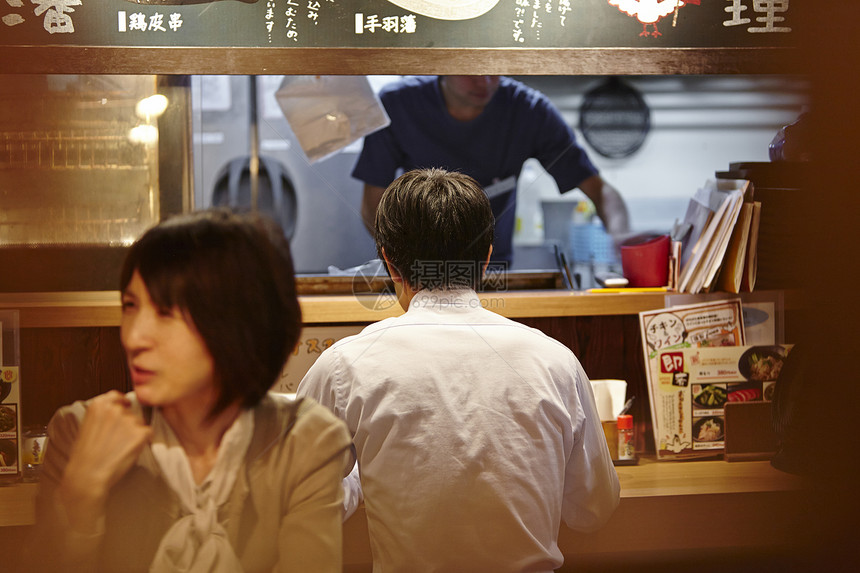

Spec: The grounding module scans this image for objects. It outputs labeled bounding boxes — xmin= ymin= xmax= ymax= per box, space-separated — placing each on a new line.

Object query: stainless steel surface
xmin=249 ymin=76 xmax=260 ymax=211
xmin=193 ymin=75 xmax=376 ymax=274
xmin=295 ymin=270 xmax=563 ymax=295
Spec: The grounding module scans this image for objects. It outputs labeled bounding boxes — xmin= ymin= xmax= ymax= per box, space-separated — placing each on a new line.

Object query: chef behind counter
xmin=351 ymin=75 xmax=631 ymax=265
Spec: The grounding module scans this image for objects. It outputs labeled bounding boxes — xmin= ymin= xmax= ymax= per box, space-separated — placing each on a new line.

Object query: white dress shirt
xmin=298 ymin=289 xmax=619 ymax=573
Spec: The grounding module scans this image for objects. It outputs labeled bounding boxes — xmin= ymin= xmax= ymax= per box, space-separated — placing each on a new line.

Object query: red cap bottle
xmin=617 ymin=415 xmax=634 ymax=460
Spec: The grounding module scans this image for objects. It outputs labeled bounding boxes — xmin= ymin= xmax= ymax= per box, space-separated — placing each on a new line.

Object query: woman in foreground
xmin=30 ymin=209 xmax=351 ymax=572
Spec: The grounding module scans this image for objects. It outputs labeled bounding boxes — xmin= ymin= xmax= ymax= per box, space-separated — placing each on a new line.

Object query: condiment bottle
xmin=617 ymin=414 xmax=634 ymax=460
xmin=22 ymin=425 xmax=47 ymax=482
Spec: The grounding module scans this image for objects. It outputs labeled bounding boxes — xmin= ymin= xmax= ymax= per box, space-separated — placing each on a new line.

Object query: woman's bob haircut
xmin=120 ymin=208 xmax=301 ymax=419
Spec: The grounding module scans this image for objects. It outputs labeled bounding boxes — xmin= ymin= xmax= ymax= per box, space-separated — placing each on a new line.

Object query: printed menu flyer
xmin=0 ymin=316 xmax=22 ymax=478
xmin=639 ymin=299 xmax=745 ymax=460
xmin=1 ymin=362 xmax=21 ymax=476
xmin=652 ymin=344 xmax=792 ymax=460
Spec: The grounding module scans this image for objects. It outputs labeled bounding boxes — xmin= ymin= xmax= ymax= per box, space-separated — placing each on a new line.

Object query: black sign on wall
xmin=0 ymin=0 xmax=794 ymax=49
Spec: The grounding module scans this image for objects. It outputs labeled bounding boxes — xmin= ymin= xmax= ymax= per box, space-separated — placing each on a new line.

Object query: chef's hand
xmin=577 ymin=175 xmax=631 ymax=245
xmin=58 ymin=390 xmax=152 ymax=533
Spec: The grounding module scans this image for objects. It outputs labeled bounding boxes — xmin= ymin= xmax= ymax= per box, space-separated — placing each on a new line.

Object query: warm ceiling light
xmin=128 ymin=124 xmax=159 ymax=145
xmin=135 ymin=94 xmax=169 ymax=119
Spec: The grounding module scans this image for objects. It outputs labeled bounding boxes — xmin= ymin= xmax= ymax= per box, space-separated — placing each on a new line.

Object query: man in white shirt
xmin=298 ymin=168 xmax=619 ymax=572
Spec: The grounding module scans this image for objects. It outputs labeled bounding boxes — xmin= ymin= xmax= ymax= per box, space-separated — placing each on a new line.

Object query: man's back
xmin=300 ymin=289 xmax=618 ymax=572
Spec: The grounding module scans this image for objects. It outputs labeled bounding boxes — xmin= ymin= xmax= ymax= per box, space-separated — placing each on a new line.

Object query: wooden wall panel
xmin=19 ymin=316 xmax=659 ymax=452
xmin=515 ymin=315 xmax=654 ymax=453
xmin=19 ymin=327 xmax=128 ymax=427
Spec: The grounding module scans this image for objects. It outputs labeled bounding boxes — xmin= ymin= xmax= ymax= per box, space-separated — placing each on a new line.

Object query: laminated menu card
xmin=651 ymin=344 xmax=792 ymax=460
xmin=639 ymin=299 xmax=745 ymax=460
xmin=0 ymin=312 xmax=22 ymax=479
xmin=0 ymin=366 xmax=20 ymax=477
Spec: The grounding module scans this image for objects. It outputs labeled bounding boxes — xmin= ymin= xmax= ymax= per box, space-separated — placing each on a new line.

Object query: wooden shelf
xmin=611 ymin=456 xmax=800 ymax=498
xmin=0 ymin=289 xmax=801 ymax=328
xmin=0 ymin=291 xmax=123 ymax=329
xmin=0 ymin=290 xmax=674 ymax=328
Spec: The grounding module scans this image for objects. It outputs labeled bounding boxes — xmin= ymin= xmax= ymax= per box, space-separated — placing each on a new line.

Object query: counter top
xmin=0 ymin=289 xmax=801 ymax=328
xmin=0 ymin=290 xmax=678 ymax=328
xmin=2 ymin=458 xmax=806 ymax=572
xmin=4 ymin=457 xmax=805 ymax=571
xmin=609 ymin=455 xmax=800 ymax=497
xmin=343 ymin=457 xmax=806 ymax=571
xmin=0 ymin=481 xmax=37 ymax=528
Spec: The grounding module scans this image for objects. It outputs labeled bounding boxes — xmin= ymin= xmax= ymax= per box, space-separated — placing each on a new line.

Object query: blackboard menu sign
xmin=0 ymin=0 xmax=795 ymax=49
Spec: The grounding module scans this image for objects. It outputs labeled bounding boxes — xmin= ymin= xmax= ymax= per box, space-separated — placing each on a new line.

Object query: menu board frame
xmin=0 ymin=46 xmax=796 ymax=76
xmin=0 ymin=0 xmax=798 ymax=75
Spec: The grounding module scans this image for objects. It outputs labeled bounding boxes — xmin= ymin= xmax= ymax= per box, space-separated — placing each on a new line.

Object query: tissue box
xmin=590 ymin=378 xmax=629 ymax=463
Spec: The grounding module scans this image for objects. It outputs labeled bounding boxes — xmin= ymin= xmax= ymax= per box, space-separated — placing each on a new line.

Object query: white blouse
xmin=148 ymin=407 xmax=254 ymax=573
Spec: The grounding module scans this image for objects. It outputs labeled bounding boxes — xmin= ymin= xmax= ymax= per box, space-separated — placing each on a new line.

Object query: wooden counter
xmin=1 ymin=288 xmax=802 ymax=328
xmin=0 ymin=288 xmax=672 ymax=436
xmin=0 ymin=481 xmax=37 ymax=528
xmin=341 ymin=457 xmax=805 ymax=571
xmin=1 ymin=289 xmax=801 ymax=454
xmin=0 ymin=289 xmax=676 ymax=328
xmin=343 ymin=457 xmax=806 ymax=572
xmin=2 ymin=457 xmax=805 ymax=571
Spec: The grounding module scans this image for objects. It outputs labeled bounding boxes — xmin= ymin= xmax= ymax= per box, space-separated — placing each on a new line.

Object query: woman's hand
xmin=58 ymin=390 xmax=152 ymax=533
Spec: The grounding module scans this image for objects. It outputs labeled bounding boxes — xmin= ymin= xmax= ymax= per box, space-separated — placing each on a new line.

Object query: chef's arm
xmin=361 ymin=183 xmax=386 ymax=235
xmin=576 ymin=174 xmax=631 ymax=239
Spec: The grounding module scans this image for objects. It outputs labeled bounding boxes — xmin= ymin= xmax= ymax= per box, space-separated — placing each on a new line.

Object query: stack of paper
xmin=716 ymin=201 xmax=762 ymax=293
xmin=740 ymin=202 xmax=762 ymax=292
xmin=675 ymin=179 xmax=752 ymax=294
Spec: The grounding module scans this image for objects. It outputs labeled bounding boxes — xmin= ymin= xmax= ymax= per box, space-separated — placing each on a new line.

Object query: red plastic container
xmin=620 ymin=234 xmax=670 ymax=287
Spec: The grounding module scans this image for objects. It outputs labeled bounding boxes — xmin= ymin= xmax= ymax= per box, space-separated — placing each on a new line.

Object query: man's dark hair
xmin=120 ymin=208 xmax=301 ymax=420
xmin=375 ymin=168 xmax=494 ymax=290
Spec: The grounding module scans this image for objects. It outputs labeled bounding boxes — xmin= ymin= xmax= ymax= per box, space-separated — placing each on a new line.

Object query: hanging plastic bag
xmin=275 ymin=76 xmax=390 ymax=163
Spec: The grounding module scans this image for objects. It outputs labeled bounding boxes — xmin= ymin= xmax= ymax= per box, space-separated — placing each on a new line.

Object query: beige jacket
xmin=30 ymin=393 xmax=352 ymax=573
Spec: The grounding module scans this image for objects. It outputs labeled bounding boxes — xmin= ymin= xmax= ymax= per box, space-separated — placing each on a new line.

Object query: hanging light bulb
xmin=135 ymin=94 xmax=169 ymax=119
xmin=128 ymin=124 xmax=159 ymax=145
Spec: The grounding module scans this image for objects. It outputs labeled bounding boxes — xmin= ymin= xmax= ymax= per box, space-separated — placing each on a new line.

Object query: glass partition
xmin=0 ymin=75 xmax=191 ymax=291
